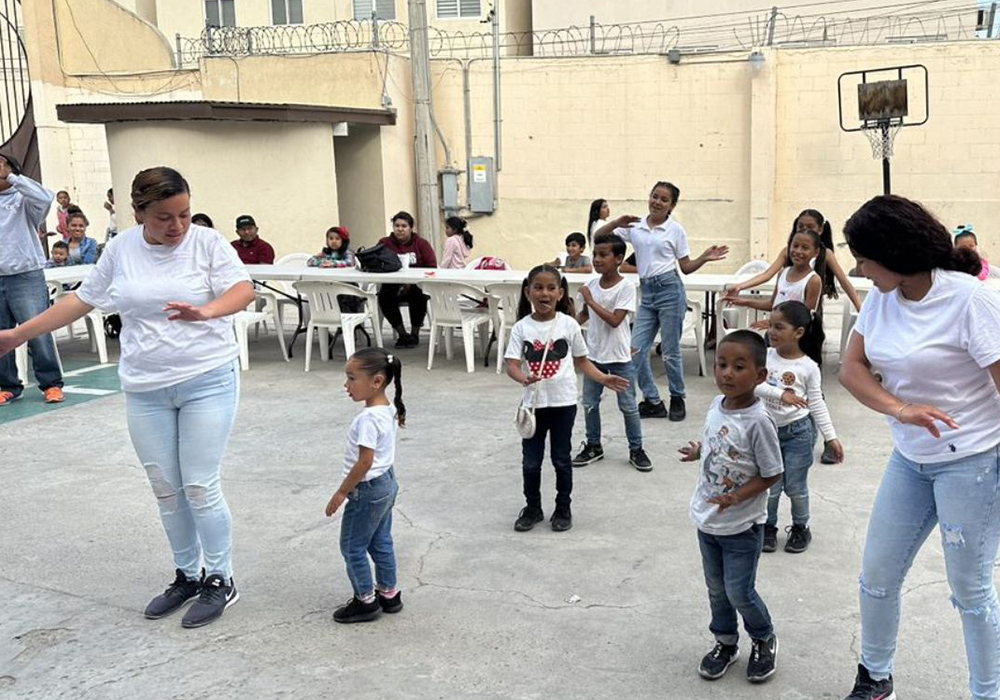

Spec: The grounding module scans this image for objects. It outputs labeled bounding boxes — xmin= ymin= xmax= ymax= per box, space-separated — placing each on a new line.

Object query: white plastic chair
xmin=684 ymin=296 xmax=708 ymax=377
xmin=292 ymin=281 xmax=382 ymax=372
xmin=423 ymin=280 xmax=493 ymax=373
xmin=48 ymin=282 xmax=109 ymax=364
xmin=233 ymin=306 xmax=271 ymax=371
xmin=839 ymin=291 xmax=860 ymax=358
xmin=485 ymin=282 xmax=524 ymax=374
xmin=15 ymin=337 xmax=64 ymax=385
xmin=255 ymin=252 xmax=312 ymax=360
xmin=720 ymin=259 xmax=772 ymax=335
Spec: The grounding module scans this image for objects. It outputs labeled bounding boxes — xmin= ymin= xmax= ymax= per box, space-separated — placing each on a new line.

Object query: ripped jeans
xmin=125 ymin=362 xmax=240 ymax=580
xmin=859 ymin=447 xmax=1000 ymax=700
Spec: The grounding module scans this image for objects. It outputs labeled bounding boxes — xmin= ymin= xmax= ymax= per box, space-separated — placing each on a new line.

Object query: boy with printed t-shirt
xmin=573 ymin=233 xmax=651 ymax=471
xmin=679 ymin=330 xmax=783 ymax=685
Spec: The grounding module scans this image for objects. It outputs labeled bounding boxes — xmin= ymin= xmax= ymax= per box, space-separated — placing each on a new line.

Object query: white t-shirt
xmin=756 ymin=348 xmax=836 ymax=441
xmin=576 ymin=278 xmax=636 ymax=364
xmin=342 ymin=405 xmax=397 ymax=481
xmin=505 ymin=312 xmax=589 ymax=409
xmin=590 ymin=219 xmax=608 ymax=239
xmin=853 ymin=269 xmax=1000 ymax=463
xmin=613 ymin=216 xmax=690 ymax=279
xmin=690 ymin=397 xmax=784 ymax=536
xmin=76 ymin=224 xmax=250 ymax=393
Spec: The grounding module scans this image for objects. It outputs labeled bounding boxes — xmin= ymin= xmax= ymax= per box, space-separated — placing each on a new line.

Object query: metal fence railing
xmin=0 ymin=0 xmax=29 ymax=148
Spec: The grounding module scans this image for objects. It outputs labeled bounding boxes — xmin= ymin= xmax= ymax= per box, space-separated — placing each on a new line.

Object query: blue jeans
xmin=583 ymin=361 xmax=642 ymax=451
xmin=0 ymin=269 xmax=63 ymax=395
xmin=522 ymin=405 xmax=576 ymax=509
xmin=698 ymin=524 xmax=774 ymax=646
xmin=859 ymin=447 xmax=1000 ymax=699
xmin=766 ymin=417 xmax=816 ymax=527
xmin=340 ymin=468 xmax=398 ymax=597
xmin=125 ymin=362 xmax=239 ymax=579
xmin=631 ymin=271 xmax=686 ymax=403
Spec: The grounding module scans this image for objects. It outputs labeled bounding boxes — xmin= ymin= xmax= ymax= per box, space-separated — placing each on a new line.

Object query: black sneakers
xmin=550 ymin=506 xmax=573 ymax=532
xmin=629 ymin=448 xmax=653 ymax=472
xmin=747 ymin=635 xmax=778 ymax=683
xmin=698 ymin=642 xmax=739 ymax=680
xmin=785 ymin=524 xmax=812 ymax=553
xmin=638 ymin=399 xmax=667 ymax=418
xmin=333 ymin=596 xmax=381 ymax=624
xmin=843 ymin=664 xmax=896 ymax=700
xmin=669 ymin=396 xmax=687 ymax=422
xmin=181 ymin=573 xmax=239 ymax=628
xmin=144 ymin=568 xmax=202 ymax=620
xmin=514 ymin=506 xmax=544 ymax=532
xmin=762 ymin=525 xmax=778 ymax=553
xmin=378 ymin=591 xmax=403 ymax=614
xmin=572 ymin=442 xmax=604 ymax=467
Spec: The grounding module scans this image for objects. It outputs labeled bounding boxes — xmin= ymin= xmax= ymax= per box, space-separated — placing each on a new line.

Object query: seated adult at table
xmin=66 ymin=210 xmax=98 ymax=265
xmin=0 ymin=153 xmax=64 ymax=406
xmin=378 ymin=211 xmax=437 ymax=348
xmin=231 ymin=214 xmax=275 ymax=265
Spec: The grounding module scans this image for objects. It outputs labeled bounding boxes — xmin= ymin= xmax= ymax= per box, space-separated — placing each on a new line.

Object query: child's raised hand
xmin=615 ymin=214 xmax=641 ymax=228
xmin=722 ymin=286 xmax=742 ymax=301
xmin=824 ymin=439 xmax=845 ymax=464
xmin=602 ymin=373 xmax=629 ymax=393
xmin=780 ymin=389 xmax=809 ymax=409
xmin=702 ymin=245 xmax=729 ymax=262
xmin=678 ymin=441 xmax=702 ymax=462
xmin=708 ymin=492 xmax=741 ymax=512
xmin=579 ymin=286 xmax=593 ymax=304
xmin=325 ymin=491 xmax=346 ymax=517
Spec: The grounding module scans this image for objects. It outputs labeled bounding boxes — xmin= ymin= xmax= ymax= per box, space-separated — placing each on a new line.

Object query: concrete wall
xmin=334 ymin=125 xmax=388 ymax=249
xmin=105 ymin=121 xmax=340 ymax=256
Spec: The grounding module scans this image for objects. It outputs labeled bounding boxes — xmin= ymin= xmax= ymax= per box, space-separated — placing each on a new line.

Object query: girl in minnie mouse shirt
xmin=505 ymin=264 xmax=629 ymax=533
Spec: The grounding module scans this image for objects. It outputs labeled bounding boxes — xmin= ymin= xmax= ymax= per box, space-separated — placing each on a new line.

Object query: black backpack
xmin=355 ymin=243 xmax=403 ymax=273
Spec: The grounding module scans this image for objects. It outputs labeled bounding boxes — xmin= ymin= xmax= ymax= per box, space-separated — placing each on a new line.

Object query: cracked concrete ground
xmin=1 ymin=335 xmax=991 ymax=700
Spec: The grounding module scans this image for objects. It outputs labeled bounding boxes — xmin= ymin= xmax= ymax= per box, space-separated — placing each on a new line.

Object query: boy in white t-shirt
xmin=573 ymin=233 xmax=651 ymax=471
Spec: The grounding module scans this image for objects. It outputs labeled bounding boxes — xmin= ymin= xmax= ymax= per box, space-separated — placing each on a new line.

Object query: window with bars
xmin=272 ymin=0 xmax=303 ymax=24
xmin=205 ymin=0 xmax=236 ymax=27
xmin=353 ymin=0 xmax=396 ymax=20
xmin=437 ymin=0 xmax=481 ymax=19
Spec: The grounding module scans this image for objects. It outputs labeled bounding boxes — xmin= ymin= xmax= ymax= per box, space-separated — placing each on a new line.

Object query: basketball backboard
xmin=838 ymin=64 xmax=928 ymax=132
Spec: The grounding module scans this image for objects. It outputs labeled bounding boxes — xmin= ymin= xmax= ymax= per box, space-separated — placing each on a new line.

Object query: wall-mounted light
xmin=749 ymin=50 xmax=766 ymax=72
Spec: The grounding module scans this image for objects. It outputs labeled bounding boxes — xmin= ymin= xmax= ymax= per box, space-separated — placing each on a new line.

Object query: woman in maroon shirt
xmin=378 ymin=211 xmax=437 ymax=348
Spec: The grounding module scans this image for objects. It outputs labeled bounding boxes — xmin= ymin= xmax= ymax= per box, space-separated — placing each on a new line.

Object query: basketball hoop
xmin=861 ymin=120 xmax=903 ymax=161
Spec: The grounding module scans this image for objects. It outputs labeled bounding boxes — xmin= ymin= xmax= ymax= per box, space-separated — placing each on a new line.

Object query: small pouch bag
xmin=514 ymin=319 xmax=557 ymax=439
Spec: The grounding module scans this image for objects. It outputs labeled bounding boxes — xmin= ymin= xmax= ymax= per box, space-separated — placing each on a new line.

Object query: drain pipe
xmin=491 ymin=9 xmax=502 ymax=174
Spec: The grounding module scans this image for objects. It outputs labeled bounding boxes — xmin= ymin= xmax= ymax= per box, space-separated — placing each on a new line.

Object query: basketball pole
xmin=881 ymin=121 xmax=891 ymax=195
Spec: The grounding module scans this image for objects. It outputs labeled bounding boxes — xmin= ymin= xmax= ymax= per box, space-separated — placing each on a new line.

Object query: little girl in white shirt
xmin=756 ymin=300 xmax=844 ymax=554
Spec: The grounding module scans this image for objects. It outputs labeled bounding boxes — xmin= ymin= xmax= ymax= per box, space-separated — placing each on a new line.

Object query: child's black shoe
xmin=698 ymin=642 xmax=739 ymax=680
xmin=784 ymin=524 xmax=812 ymax=553
xmin=550 ymin=506 xmax=572 ymax=532
xmin=747 ymin=635 xmax=778 ymax=683
xmin=514 ymin=506 xmax=544 ymax=532
xmin=378 ymin=591 xmax=403 ymax=614
xmin=333 ymin=596 xmax=382 ymax=624
xmin=762 ymin=525 xmax=778 ymax=553
xmin=572 ymin=442 xmax=604 ymax=467
xmin=629 ymin=448 xmax=652 ymax=472
xmin=842 ymin=664 xmax=895 ymax=700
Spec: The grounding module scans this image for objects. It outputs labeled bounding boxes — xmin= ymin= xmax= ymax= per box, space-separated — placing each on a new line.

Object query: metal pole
xmin=988 ymin=2 xmax=998 ymax=38
xmin=407 ymin=0 xmax=442 ymax=251
xmin=175 ymin=33 xmax=183 ymax=66
xmin=492 ymin=8 xmax=502 ymax=173
xmin=372 ymin=10 xmax=380 ymax=49
xmin=766 ymin=6 xmax=778 ymax=46
xmin=463 ymin=59 xmax=473 ymax=205
xmin=589 ymin=15 xmax=596 ymax=54
xmin=881 ymin=122 xmax=891 ymax=195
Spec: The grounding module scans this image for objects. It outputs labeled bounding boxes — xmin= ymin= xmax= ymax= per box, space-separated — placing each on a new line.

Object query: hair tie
xmin=387 ymin=353 xmax=394 ymax=365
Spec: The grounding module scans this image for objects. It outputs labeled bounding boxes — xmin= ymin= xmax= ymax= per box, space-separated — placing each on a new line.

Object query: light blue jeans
xmin=859 ymin=447 xmax=1000 ymax=700
xmin=766 ymin=417 xmax=816 ymax=528
xmin=631 ymin=271 xmax=686 ymax=403
xmin=340 ymin=468 xmax=399 ymax=597
xmin=125 ymin=361 xmax=240 ymax=580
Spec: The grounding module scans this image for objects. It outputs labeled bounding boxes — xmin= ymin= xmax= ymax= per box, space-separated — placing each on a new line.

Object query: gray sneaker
xmin=181 ymin=574 xmax=239 ymax=628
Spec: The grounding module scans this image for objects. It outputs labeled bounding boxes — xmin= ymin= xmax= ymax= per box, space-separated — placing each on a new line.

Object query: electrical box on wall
xmin=439 ymin=168 xmax=460 ymax=212
xmin=469 ymin=156 xmax=495 ymax=213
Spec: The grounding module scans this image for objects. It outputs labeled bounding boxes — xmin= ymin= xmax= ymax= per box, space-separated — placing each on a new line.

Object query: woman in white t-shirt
xmin=505 ymin=264 xmax=628 ymax=533
xmin=595 ymin=181 xmax=728 ymax=422
xmin=839 ymin=195 xmax=1000 ymax=700
xmin=586 ymin=198 xmax=610 ymax=245
xmin=0 ymin=167 xmax=255 ymax=630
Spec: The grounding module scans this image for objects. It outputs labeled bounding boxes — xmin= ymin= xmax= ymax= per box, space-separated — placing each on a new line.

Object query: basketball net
xmin=862 ymin=121 xmax=903 ymax=160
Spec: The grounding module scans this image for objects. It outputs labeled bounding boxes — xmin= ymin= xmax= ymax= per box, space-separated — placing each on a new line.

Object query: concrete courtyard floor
xmin=1 ymin=335 xmax=988 ymax=700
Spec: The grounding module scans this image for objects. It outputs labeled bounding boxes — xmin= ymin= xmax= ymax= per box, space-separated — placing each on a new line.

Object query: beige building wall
xmin=105 ymin=120 xmax=341 ymax=256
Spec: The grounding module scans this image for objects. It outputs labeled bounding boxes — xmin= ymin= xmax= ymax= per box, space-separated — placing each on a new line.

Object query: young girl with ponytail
xmin=755 ymin=300 xmax=843 ymax=555
xmin=325 ymin=348 xmax=407 ymax=624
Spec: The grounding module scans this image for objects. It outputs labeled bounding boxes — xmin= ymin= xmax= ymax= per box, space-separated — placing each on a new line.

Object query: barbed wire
xmin=173 ymin=4 xmax=986 ymax=67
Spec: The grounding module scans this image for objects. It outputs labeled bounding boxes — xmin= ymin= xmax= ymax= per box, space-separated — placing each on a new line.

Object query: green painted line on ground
xmin=0 ymin=359 xmax=121 ymax=426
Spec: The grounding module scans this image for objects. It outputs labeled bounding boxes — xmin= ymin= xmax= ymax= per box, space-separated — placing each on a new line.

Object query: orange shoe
xmin=0 ymin=390 xmax=20 ymax=406
xmin=44 ymin=387 xmax=66 ymax=404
